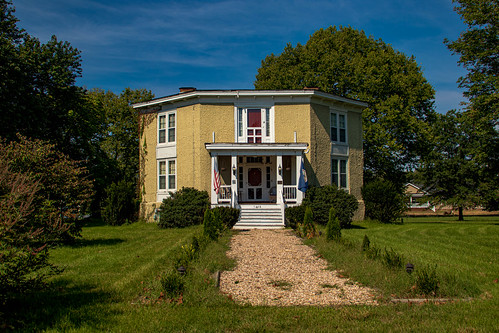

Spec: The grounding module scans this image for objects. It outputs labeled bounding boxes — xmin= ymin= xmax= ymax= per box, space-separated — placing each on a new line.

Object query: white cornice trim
xmin=133 ymin=90 xmax=368 ymax=109
xmin=205 ymin=143 xmax=308 ymax=153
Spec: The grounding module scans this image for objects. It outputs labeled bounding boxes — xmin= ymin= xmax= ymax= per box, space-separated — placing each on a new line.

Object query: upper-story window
xmin=330 ymin=111 xmax=347 ymax=143
xmin=158 ymin=111 xmax=175 ymax=144
xmin=236 ymin=107 xmax=274 ymax=143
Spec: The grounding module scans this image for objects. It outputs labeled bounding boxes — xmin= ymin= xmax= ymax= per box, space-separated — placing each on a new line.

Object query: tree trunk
xmin=458 ymin=206 xmax=464 ymax=221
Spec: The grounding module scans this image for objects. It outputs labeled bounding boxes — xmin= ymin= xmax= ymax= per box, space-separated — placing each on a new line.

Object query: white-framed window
xmin=158 ymin=159 xmax=176 ymax=191
xmin=332 ymin=158 xmax=348 ymax=189
xmin=330 ymin=111 xmax=347 ymax=143
xmin=235 ymin=107 xmax=274 ymax=143
xmin=158 ymin=111 xmax=176 ymax=144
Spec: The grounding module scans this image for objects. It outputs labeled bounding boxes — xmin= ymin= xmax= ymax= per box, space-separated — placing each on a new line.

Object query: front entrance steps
xmin=234 ymin=204 xmax=284 ymax=229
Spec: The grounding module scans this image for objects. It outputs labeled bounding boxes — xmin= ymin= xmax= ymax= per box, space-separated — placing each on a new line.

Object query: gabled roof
xmin=405 ymin=183 xmax=428 ymax=195
xmin=132 ymin=89 xmax=369 ymax=110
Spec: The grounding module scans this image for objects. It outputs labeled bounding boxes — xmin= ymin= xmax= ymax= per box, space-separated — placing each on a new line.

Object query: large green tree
xmin=87 ymin=88 xmax=154 ymax=223
xmin=255 ymin=26 xmax=436 ymax=185
xmin=0 ymin=0 xmax=101 ymax=162
xmin=416 ymin=111 xmax=484 ymax=220
xmin=441 ymin=0 xmax=498 ymax=211
xmin=445 ymin=0 xmax=498 ymax=122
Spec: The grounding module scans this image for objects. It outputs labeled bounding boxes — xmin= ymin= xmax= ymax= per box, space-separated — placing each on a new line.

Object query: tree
xmin=255 ymin=26 xmax=436 ymax=185
xmin=0 ymin=160 xmax=66 ymax=301
xmin=361 ymin=179 xmax=406 ymax=223
xmin=444 ymin=0 xmax=499 ymax=211
xmin=0 ymin=136 xmax=92 ymax=300
xmin=416 ymin=111 xmax=484 ymax=221
xmin=445 ymin=0 xmax=498 ymax=122
xmin=0 ymin=0 xmax=101 ymax=162
xmin=0 ymin=136 xmax=93 ymax=240
xmin=88 ymin=88 xmax=154 ymax=221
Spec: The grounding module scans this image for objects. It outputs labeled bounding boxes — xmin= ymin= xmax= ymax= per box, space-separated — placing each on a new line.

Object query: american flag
xmin=213 ymin=158 xmax=221 ymax=194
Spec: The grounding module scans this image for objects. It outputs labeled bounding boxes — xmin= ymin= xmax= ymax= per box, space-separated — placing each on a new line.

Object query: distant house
xmin=133 ymin=88 xmax=368 ymax=228
xmin=405 ymin=183 xmax=433 ymax=210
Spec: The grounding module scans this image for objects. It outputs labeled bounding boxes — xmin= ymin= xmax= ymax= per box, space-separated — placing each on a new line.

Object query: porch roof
xmin=205 ymin=143 xmax=308 ymax=155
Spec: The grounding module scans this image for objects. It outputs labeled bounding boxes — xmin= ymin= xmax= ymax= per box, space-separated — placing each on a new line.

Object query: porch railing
xmin=219 ymin=185 xmax=231 ymax=202
xmin=283 ymin=185 xmax=297 ymax=202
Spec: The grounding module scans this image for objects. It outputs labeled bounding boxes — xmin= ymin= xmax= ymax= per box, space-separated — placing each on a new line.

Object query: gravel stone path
xmin=220 ymin=229 xmax=378 ymax=306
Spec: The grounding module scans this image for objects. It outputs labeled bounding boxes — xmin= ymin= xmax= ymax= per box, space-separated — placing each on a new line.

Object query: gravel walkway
xmin=220 ymin=229 xmax=378 ymax=306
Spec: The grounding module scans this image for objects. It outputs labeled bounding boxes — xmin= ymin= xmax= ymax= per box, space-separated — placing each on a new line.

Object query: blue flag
xmin=298 ymin=157 xmax=308 ymax=192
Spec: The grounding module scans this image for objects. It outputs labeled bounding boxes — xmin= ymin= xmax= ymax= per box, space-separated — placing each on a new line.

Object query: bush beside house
xmin=158 ymin=187 xmax=210 ymax=228
xmin=302 ymin=185 xmax=359 ymax=228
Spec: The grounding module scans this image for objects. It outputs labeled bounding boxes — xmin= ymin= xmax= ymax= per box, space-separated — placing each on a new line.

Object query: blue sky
xmin=14 ymin=0 xmax=468 ymax=113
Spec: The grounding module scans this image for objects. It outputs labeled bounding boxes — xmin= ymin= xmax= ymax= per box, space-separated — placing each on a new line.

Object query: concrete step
xmin=235 ymin=204 xmax=284 ymax=229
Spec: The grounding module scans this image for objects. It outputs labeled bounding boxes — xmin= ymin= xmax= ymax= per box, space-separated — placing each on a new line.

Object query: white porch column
xmin=211 ymin=154 xmax=217 ymax=205
xmin=276 ymin=154 xmax=283 ymax=204
xmin=231 ymin=154 xmax=238 ymax=208
xmin=296 ymin=153 xmax=305 ymax=203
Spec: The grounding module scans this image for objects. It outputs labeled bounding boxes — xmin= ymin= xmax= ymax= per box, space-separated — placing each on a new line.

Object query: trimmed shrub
xmin=302 ymin=185 xmax=358 ymax=228
xmin=326 ymin=207 xmax=341 ymax=241
xmin=158 ymin=187 xmax=209 ymax=228
xmin=211 ymin=208 xmax=224 ymax=236
xmin=211 ymin=206 xmax=240 ymax=229
xmin=203 ymin=209 xmax=218 ymax=241
xmin=300 ymin=206 xmax=317 ymax=238
xmin=101 ymin=179 xmax=138 ymax=226
xmin=285 ymin=205 xmax=305 ymax=229
xmin=361 ymin=179 xmax=406 ymax=223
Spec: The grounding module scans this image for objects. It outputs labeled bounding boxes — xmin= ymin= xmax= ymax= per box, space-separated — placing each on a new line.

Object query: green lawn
xmin=3 ymin=217 xmax=498 ymax=332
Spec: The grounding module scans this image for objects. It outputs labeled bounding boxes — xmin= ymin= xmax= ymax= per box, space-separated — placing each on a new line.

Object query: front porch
xmin=205 ymin=143 xmax=308 ymax=228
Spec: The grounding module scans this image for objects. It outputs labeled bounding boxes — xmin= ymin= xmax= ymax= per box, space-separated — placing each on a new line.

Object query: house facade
xmin=134 ymin=88 xmax=367 ymax=228
xmin=405 ymin=183 xmax=433 ymax=210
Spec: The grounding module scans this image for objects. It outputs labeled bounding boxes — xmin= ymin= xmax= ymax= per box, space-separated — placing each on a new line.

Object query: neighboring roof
xmin=132 ymin=89 xmax=369 ymax=110
xmin=405 ymin=183 xmax=428 ymax=194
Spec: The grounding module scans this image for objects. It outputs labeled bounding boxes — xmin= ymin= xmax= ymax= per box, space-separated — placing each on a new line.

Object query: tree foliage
xmin=0 ymin=136 xmax=92 ymax=300
xmin=361 ymin=178 xmax=406 ymax=223
xmin=432 ymin=0 xmax=499 ymax=214
xmin=0 ymin=1 xmax=101 ymax=162
xmin=0 ymin=161 xmax=66 ymax=301
xmin=302 ymin=185 xmax=359 ymax=228
xmin=445 ymin=0 xmax=498 ymax=121
xmin=255 ymin=26 xmax=436 ymax=184
xmin=416 ymin=111 xmax=496 ymax=220
xmin=88 ymin=88 xmax=154 ymax=219
xmin=0 ymin=136 xmax=93 ymax=240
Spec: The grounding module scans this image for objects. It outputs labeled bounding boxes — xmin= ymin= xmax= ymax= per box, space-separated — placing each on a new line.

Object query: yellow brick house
xmin=133 ymin=88 xmax=367 ymax=228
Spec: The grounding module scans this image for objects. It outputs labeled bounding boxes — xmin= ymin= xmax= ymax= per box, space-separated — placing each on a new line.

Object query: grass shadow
xmin=1 ymin=281 xmax=120 ymax=331
xmin=69 ymin=238 xmax=125 ymax=248
xmin=79 ymin=218 xmax=106 ymax=228
xmin=344 ymin=224 xmax=366 ymax=229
